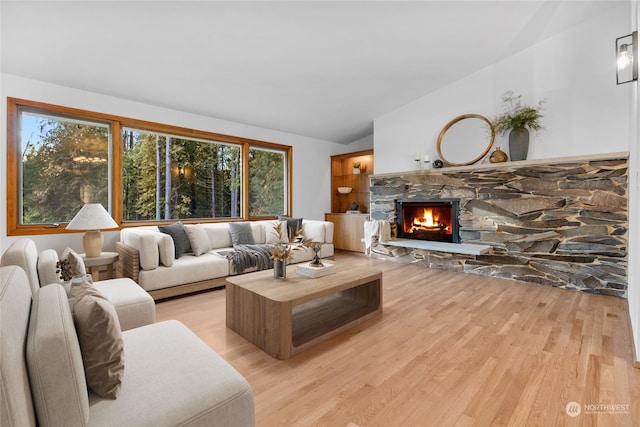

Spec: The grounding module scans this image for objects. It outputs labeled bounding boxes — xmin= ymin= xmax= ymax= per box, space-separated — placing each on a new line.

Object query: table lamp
xmin=66 ymin=203 xmax=118 ymax=257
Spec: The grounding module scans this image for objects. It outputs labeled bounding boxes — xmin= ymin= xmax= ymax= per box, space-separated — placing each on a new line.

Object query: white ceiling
xmin=1 ymin=1 xmax=622 ymax=143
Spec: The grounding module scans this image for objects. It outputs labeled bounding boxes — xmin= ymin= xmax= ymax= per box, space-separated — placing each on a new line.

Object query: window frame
xmin=6 ymin=97 xmax=293 ymax=236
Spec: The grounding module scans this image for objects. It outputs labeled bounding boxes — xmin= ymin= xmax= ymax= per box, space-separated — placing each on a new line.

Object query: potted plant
xmin=492 ymin=91 xmax=545 ymax=161
xmin=353 ymin=161 xmax=361 ymax=174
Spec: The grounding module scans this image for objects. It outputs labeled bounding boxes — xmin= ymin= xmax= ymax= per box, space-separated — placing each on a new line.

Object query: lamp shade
xmin=66 ymin=204 xmax=118 ymax=231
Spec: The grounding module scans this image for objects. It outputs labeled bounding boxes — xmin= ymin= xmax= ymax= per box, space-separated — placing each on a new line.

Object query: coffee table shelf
xmin=226 ymin=264 xmax=382 ymax=359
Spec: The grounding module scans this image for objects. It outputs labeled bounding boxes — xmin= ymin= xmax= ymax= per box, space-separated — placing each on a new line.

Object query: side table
xmin=81 ymin=252 xmax=119 ymax=281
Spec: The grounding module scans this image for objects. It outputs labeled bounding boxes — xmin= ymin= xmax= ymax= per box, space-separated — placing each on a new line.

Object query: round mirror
xmin=436 ymin=114 xmax=495 ymax=166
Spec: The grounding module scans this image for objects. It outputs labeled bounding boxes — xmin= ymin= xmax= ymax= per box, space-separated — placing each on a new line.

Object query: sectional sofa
xmin=1 ymin=264 xmax=255 ymax=426
xmin=117 ymin=219 xmax=334 ymax=299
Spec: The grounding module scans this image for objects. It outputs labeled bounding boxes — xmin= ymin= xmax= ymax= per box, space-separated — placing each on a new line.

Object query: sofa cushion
xmin=125 ymin=230 xmax=160 ymax=271
xmin=203 ymin=223 xmax=233 ymax=249
xmin=184 ymin=224 xmax=213 ymax=256
xmin=87 ymin=320 xmax=255 ymax=427
xmin=0 ymin=239 xmax=41 ymax=294
xmin=93 ymin=278 xmax=156 ymax=331
xmin=38 ymin=249 xmax=62 ymax=286
xmin=265 ymin=220 xmax=289 ymax=244
xmin=302 ymin=221 xmax=326 ymax=243
xmin=73 ymin=283 xmax=125 ymax=399
xmin=159 ymin=222 xmax=192 ymax=259
xmin=61 ymin=247 xmax=87 ymax=277
xmin=1 ymin=266 xmax=37 ymax=427
xmin=153 ymin=232 xmax=174 ymax=267
xmin=228 ymin=222 xmax=255 ymax=245
xmin=27 ymin=284 xmax=89 ymax=426
xmin=136 ymin=253 xmax=230 ymax=292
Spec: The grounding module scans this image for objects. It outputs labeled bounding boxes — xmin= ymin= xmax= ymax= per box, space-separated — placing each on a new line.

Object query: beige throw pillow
xmin=184 ymin=224 xmax=213 ymax=256
xmin=61 ymin=247 xmax=86 ymax=277
xmin=73 ymin=283 xmax=125 ymax=399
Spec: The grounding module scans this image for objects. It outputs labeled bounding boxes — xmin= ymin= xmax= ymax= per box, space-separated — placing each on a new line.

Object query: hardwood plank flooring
xmin=155 ymin=251 xmax=640 ymax=426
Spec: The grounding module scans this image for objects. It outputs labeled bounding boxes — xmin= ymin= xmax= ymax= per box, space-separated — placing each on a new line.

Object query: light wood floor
xmin=155 ymin=251 xmax=640 ymax=427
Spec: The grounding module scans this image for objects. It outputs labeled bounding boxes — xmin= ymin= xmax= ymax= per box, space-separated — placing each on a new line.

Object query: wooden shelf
xmin=330 ymin=149 xmax=373 ymax=214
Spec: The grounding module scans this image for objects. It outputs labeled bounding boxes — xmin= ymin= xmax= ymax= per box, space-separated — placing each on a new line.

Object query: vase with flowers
xmin=269 ymin=222 xmax=314 ymax=279
xmin=353 ymin=161 xmax=361 ymax=174
xmin=492 ymin=91 xmax=545 ymax=161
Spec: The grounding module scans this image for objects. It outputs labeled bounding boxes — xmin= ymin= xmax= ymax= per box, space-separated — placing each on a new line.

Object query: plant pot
xmin=509 ymin=129 xmax=529 ymax=161
xmin=273 ymin=259 xmax=287 ymax=279
xmin=353 ymin=167 xmax=360 ymax=175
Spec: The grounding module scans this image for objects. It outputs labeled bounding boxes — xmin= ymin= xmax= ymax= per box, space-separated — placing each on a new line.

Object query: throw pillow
xmin=265 ymin=220 xmax=289 ymax=244
xmin=73 ymin=283 xmax=124 ymax=399
xmin=228 ymin=222 xmax=255 ymax=246
xmin=158 ymin=221 xmax=192 ymax=259
xmin=60 ymin=247 xmax=87 ymax=277
xmin=278 ymin=216 xmax=304 ymax=242
xmin=184 ymin=224 xmax=213 ymax=256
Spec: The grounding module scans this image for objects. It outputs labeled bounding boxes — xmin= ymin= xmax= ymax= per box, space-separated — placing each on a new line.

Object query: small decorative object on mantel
xmin=348 ymin=202 xmax=360 ymax=212
xmin=353 ymin=161 xmax=361 ymax=174
xmin=492 ymin=90 xmax=545 ymax=161
xmin=432 ymin=159 xmax=444 ymax=169
xmin=489 ymin=147 xmax=508 ymax=163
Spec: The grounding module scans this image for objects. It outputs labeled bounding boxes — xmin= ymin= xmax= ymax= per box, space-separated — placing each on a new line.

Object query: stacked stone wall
xmin=370 ymin=157 xmax=628 ymax=297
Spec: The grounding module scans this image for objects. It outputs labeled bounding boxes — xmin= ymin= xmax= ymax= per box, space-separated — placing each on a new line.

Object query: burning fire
xmin=411 ymin=208 xmax=448 ymax=232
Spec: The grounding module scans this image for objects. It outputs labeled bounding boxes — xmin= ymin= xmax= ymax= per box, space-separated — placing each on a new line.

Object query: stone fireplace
xmin=396 ymin=199 xmax=460 ymax=243
xmin=369 ymin=153 xmax=629 ymax=298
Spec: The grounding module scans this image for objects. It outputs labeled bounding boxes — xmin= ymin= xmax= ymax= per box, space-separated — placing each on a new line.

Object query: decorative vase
xmin=273 ymin=259 xmax=287 ymax=279
xmin=489 ymin=147 xmax=508 ymax=163
xmin=353 ymin=167 xmax=360 ymax=174
xmin=509 ymin=128 xmax=529 ymax=161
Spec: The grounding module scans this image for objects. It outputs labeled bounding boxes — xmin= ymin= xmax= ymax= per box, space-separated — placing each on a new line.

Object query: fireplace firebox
xmin=396 ymin=199 xmax=460 ymax=243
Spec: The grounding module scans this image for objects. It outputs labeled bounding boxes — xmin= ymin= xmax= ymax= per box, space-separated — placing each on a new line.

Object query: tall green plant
xmin=492 ymin=91 xmax=546 ymax=135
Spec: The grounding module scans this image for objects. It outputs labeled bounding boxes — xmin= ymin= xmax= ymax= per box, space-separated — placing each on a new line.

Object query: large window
xmin=122 ymin=129 xmax=242 ymax=221
xmin=18 ymin=110 xmax=111 ymax=224
xmin=6 ymin=98 xmax=292 ymax=235
xmin=249 ymin=147 xmax=287 ymax=217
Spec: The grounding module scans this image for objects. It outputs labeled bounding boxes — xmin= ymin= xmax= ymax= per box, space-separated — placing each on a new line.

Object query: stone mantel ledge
xmin=371 ymin=151 xmax=630 ymax=178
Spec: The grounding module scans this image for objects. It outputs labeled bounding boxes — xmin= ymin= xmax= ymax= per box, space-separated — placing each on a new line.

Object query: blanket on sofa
xmin=225 ymin=244 xmax=276 ymax=274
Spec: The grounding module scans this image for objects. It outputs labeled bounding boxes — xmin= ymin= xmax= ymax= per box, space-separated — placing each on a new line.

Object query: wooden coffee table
xmin=225 ymin=263 xmax=382 ymax=359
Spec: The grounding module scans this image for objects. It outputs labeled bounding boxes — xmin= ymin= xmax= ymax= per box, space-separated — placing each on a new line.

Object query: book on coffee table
xmin=295 ymin=262 xmax=336 ymax=278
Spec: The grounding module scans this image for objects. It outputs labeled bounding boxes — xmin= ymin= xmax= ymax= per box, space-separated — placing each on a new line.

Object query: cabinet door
xmin=326 ymin=214 xmax=368 ymax=252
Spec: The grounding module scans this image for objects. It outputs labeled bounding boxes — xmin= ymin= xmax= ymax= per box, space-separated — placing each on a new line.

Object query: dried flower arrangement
xmin=56 ymin=259 xmax=73 ymax=281
xmin=269 ymin=221 xmax=316 ymax=262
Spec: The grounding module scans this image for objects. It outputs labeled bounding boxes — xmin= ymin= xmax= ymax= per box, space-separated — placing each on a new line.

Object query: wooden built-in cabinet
xmin=329 ymin=149 xmax=373 ymax=214
xmin=326 ymin=149 xmax=373 ymax=252
xmin=325 ymin=213 xmax=369 ymax=252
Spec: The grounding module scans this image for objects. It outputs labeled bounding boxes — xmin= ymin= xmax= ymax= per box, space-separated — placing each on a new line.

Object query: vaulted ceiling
xmin=1 ymin=1 xmax=621 ymax=143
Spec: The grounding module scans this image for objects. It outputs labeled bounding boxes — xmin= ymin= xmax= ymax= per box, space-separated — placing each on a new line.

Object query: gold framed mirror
xmin=436 ymin=114 xmax=495 ymax=166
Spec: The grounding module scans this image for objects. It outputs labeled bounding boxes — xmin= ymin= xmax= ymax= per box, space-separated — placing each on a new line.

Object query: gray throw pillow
xmin=228 ymin=222 xmax=255 ymax=245
xmin=158 ymin=222 xmax=192 ymax=258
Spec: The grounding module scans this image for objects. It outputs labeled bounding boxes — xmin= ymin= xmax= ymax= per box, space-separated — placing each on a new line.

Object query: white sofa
xmin=0 ymin=265 xmax=255 ymax=427
xmin=0 ymin=239 xmax=155 ymax=331
xmin=117 ymin=219 xmax=334 ymax=299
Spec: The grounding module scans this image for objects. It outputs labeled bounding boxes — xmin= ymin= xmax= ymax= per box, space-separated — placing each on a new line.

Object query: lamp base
xmin=83 ymin=230 xmax=104 ymax=258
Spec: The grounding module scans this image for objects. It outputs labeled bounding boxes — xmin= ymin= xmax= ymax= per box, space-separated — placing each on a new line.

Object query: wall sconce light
xmin=616 ymin=31 xmax=638 ymax=85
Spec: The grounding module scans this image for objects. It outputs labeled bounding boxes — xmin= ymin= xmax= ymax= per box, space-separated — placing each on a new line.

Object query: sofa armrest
xmin=116 ymin=242 xmax=140 ymax=283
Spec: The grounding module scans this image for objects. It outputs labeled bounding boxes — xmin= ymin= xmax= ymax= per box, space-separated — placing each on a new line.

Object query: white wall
xmin=374 ymin=2 xmax=631 ymax=174
xmin=0 ymin=73 xmax=346 ymax=254
xmin=628 ymin=0 xmax=640 ymax=366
